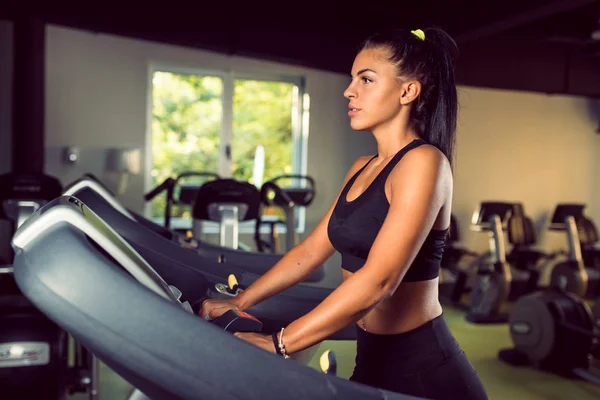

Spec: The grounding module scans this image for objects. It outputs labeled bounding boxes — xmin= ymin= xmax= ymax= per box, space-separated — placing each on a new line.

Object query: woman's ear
xmin=400 ymin=80 xmax=421 ymax=105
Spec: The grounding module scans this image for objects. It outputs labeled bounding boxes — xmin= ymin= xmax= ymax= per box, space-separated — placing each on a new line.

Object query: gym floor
xmin=70 ymin=305 xmax=600 ymax=400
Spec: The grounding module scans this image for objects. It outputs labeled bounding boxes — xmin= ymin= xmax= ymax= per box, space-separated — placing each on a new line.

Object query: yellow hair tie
xmin=411 ymin=29 xmax=425 ymax=41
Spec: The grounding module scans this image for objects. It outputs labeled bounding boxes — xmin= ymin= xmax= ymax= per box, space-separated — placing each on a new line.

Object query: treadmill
xmin=64 ymin=175 xmax=325 ymax=282
xmin=62 ymin=177 xmax=352 ymax=340
xmin=11 ymin=196 xmax=422 ymax=400
xmin=256 ymin=175 xmax=316 ymax=254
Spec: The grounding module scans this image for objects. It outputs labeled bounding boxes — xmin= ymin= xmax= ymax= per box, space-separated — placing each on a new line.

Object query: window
xmin=146 ymin=66 xmax=310 ymax=234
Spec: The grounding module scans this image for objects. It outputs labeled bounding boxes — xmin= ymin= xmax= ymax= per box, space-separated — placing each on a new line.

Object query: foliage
xmin=150 ymin=71 xmax=294 ymax=220
xmin=232 ymin=79 xmax=293 ymax=184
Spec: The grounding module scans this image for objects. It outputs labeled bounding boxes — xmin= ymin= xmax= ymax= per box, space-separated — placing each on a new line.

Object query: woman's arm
xmin=232 ymin=156 xmax=375 ymax=311
xmin=279 ymin=146 xmax=450 ymax=354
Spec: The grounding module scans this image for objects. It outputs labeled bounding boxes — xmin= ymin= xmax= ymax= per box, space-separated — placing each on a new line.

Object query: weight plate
xmin=509 ymin=294 xmax=555 ymax=362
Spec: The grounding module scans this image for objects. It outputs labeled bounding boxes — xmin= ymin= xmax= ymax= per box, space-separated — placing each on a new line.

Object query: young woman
xmin=200 ymin=27 xmax=488 ymax=400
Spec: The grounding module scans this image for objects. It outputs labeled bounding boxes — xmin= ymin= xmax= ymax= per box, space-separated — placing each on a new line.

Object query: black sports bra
xmin=327 ymin=139 xmax=447 ymax=282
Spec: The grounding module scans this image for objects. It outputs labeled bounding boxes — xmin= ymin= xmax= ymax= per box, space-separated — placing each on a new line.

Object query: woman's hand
xmin=234 ymin=332 xmax=277 ymax=354
xmin=198 ymin=298 xmax=239 ymax=321
xmin=200 ymin=299 xmax=278 ymax=354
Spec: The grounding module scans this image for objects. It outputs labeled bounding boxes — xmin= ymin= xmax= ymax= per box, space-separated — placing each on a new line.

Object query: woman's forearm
xmin=280 ymin=267 xmax=390 ymax=354
xmin=233 ymin=240 xmax=328 ymax=310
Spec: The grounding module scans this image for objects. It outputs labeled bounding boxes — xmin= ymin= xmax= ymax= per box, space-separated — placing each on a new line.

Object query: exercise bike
xmin=466 ymin=202 xmax=543 ymax=324
xmin=499 ymin=215 xmax=600 ymax=386
xmin=546 ymin=204 xmax=600 ymax=299
xmin=505 ymin=203 xmax=564 ymax=291
xmin=465 ymin=202 xmax=513 ymax=323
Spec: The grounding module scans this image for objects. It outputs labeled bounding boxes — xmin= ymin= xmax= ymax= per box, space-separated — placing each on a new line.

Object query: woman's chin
xmin=350 ymin=120 xmax=372 ymax=132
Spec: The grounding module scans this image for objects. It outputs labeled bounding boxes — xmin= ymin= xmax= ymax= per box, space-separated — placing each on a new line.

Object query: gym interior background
xmin=1 ymin=1 xmax=600 ymax=399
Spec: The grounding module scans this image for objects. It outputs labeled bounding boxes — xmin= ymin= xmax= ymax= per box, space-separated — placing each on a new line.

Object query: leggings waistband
xmin=354 ymin=314 xmax=462 ymax=374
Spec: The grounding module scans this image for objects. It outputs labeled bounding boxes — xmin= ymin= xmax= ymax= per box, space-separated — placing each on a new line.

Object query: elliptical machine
xmin=499 ymin=212 xmax=600 ymax=386
xmin=0 ymin=172 xmax=97 ymax=400
xmin=505 ymin=203 xmax=564 ymax=292
xmin=465 ymin=202 xmax=514 ymax=323
xmin=255 ymin=175 xmax=316 ymax=253
xmin=547 ymin=204 xmax=600 ymax=299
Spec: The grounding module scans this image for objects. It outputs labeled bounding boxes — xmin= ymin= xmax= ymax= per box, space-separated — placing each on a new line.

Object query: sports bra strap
xmin=378 ymin=139 xmax=427 ymax=178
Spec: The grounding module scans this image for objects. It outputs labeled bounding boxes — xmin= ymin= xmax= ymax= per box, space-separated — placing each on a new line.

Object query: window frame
xmin=144 ymin=62 xmax=310 ymax=235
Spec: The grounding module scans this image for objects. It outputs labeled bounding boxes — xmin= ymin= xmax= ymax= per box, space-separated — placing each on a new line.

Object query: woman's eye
xmin=362 ymin=77 xmax=372 ymax=84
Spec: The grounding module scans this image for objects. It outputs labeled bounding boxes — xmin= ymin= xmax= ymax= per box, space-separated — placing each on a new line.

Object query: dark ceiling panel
xmin=456 ymin=39 xmax=570 ymax=93
xmin=568 ymin=48 xmax=600 ymax=96
xmin=1 ymin=1 xmax=599 ymax=96
xmin=453 ymin=0 xmax=599 ymax=43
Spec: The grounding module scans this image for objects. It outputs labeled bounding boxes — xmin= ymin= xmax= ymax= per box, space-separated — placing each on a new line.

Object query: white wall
xmin=454 ymin=87 xmax=600 ymax=254
xmin=44 ymin=25 xmax=376 ymax=286
xmin=0 ymin=21 xmax=13 ymax=261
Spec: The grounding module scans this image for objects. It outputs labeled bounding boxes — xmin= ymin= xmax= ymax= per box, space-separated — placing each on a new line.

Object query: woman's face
xmin=344 ymin=47 xmax=406 ymax=132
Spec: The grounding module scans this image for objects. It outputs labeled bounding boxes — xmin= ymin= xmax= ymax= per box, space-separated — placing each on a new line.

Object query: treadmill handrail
xmin=64 ymin=179 xmax=136 ymax=221
xmin=565 ymin=216 xmax=584 ymax=263
xmin=12 ymin=196 xmax=178 ymax=304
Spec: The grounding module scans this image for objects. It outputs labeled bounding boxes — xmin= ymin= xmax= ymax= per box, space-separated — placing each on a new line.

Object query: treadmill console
xmin=549 ymin=203 xmax=586 ymax=231
xmin=12 ymin=196 xmax=187 ymax=309
xmin=470 ymin=202 xmax=514 ymax=232
xmin=63 ymin=177 xmax=137 ymax=221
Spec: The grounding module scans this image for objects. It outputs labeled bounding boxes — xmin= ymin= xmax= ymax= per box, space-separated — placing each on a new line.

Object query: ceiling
xmin=2 ymin=1 xmax=600 ymax=97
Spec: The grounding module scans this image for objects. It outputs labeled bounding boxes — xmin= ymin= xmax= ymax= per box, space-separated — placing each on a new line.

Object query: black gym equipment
xmin=62 ymin=178 xmax=342 ymax=338
xmin=438 ymin=214 xmax=479 ymax=307
xmin=0 ymin=172 xmax=63 ymax=233
xmin=256 ymin=175 xmax=316 ymax=253
xmin=551 ymin=204 xmax=600 ymax=270
xmin=146 ymin=172 xmax=280 ymax=253
xmin=466 ymin=202 xmax=513 ymax=323
xmin=499 ymin=290 xmax=600 ymax=386
xmin=466 ymin=202 xmax=539 ymax=324
xmin=592 ymin=300 xmax=600 ymax=336
xmin=11 ymin=196 xmax=422 ymax=400
xmin=143 ymin=171 xmax=220 ymax=230
xmin=208 ymin=305 xmax=340 ymax=374
xmin=63 ymin=176 xmax=325 ymax=283
xmin=593 ymin=297 xmax=600 ymax=326
xmin=210 ymin=308 xmax=264 ymax=333
xmin=579 ymin=217 xmax=600 ymax=269
xmin=0 ymin=173 xmax=97 ymax=400
xmin=191 ymin=178 xmax=263 ymax=250
xmin=505 ymin=203 xmax=564 ymax=291
xmin=547 ymin=204 xmax=600 ymax=299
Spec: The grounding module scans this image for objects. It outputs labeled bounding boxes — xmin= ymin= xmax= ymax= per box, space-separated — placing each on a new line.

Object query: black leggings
xmin=349 ymin=314 xmax=488 ymax=400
